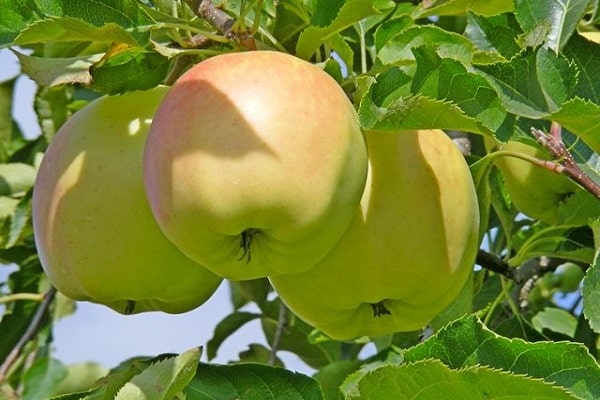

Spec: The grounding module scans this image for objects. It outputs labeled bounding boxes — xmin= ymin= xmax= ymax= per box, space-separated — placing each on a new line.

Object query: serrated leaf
xmin=15 ymin=16 xmax=138 ymax=46
xmin=404 ymin=315 xmax=600 ymax=399
xmin=411 ymin=46 xmax=511 ymax=134
xmin=465 ymin=12 xmax=523 ymax=59
xmin=115 ymin=348 xmax=200 ymax=400
xmin=563 ymin=34 xmax=600 ymax=103
xmin=36 ymin=0 xmax=153 ymax=45
xmin=359 ymin=90 xmax=489 ymax=134
xmin=206 ymin=311 xmax=261 ymax=361
xmin=90 ymin=47 xmax=170 ymax=94
xmin=582 ymin=249 xmax=600 ymax=333
xmin=476 ymin=47 xmax=577 ymax=118
xmin=184 ymin=363 xmax=324 ymax=400
xmin=295 ymin=0 xmax=381 ymax=59
xmin=551 ymin=98 xmax=600 ymax=155
xmin=514 ymin=0 xmax=587 ymax=52
xmin=0 ymin=0 xmax=45 ymax=46
xmin=377 ymin=25 xmax=476 ymax=66
xmin=345 ymin=359 xmax=577 ymax=400
xmin=14 ymin=50 xmax=101 ymax=87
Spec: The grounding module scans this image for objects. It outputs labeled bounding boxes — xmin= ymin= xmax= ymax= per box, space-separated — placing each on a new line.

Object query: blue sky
xmin=0 ymin=48 xmax=312 ymax=374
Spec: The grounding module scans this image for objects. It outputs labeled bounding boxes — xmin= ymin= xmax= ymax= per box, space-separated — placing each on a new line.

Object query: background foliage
xmin=1 ymin=0 xmax=600 ymax=399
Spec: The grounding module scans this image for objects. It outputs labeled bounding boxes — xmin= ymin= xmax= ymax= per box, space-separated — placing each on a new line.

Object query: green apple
xmin=485 ymin=137 xmax=580 ymax=224
xmin=143 ymin=51 xmax=368 ymax=280
xmin=270 ymin=129 xmax=480 ymax=340
xmin=32 ymin=87 xmax=222 ymax=314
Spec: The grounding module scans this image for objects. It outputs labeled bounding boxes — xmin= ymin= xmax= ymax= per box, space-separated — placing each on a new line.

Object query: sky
xmin=0 ymin=48 xmax=312 ymax=374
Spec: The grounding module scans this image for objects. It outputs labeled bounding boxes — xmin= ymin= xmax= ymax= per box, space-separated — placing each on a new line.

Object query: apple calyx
xmin=125 ymin=300 xmax=136 ymax=315
xmin=371 ymin=301 xmax=392 ymax=317
xmin=237 ymin=228 xmax=262 ymax=263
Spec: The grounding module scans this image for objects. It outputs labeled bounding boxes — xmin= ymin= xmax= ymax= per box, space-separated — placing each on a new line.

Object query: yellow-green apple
xmin=485 ymin=137 xmax=580 ymax=224
xmin=32 ymin=87 xmax=222 ymax=314
xmin=143 ymin=51 xmax=368 ymax=280
xmin=270 ymin=129 xmax=480 ymax=340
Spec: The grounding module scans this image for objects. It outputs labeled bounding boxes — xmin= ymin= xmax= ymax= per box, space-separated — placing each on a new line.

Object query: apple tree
xmin=1 ymin=0 xmax=600 ymax=399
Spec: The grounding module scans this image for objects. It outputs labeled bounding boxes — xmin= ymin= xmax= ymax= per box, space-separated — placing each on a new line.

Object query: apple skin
xmin=485 ymin=138 xmax=579 ymax=224
xmin=143 ymin=51 xmax=368 ymax=280
xmin=270 ymin=129 xmax=480 ymax=340
xmin=32 ymin=87 xmax=222 ymax=314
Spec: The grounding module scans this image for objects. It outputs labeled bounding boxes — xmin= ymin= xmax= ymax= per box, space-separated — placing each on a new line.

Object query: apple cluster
xmin=32 ymin=51 xmax=480 ymax=340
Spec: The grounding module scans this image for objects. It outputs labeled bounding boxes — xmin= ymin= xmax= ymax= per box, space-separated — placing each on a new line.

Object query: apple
xmin=485 ymin=137 xmax=580 ymax=224
xmin=143 ymin=51 xmax=368 ymax=280
xmin=32 ymin=87 xmax=222 ymax=314
xmin=270 ymin=129 xmax=480 ymax=340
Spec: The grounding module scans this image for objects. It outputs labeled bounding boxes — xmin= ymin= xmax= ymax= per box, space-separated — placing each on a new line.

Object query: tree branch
xmin=268 ymin=300 xmax=288 ymax=366
xmin=0 ymin=286 xmax=57 ymax=381
xmin=476 ymin=249 xmax=516 ymax=281
xmin=531 ymin=122 xmax=600 ymax=200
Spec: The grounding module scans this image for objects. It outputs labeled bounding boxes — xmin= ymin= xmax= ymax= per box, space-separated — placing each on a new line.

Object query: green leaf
xmin=0 ymin=0 xmax=44 ymax=47
xmin=359 ymin=89 xmax=491 ymax=134
xmin=551 ymin=98 xmax=600 ymax=154
xmin=90 ymin=47 xmax=170 ymax=94
xmin=476 ymin=47 xmax=577 ymax=118
xmin=35 ymin=0 xmax=153 ymax=45
xmin=465 ymin=12 xmax=523 ymax=59
xmin=0 ymin=163 xmax=36 ymax=196
xmin=509 ymin=225 xmax=595 ymax=267
xmin=344 ymin=359 xmax=577 ymax=400
xmin=115 ymin=348 xmax=200 ymax=400
xmin=14 ymin=50 xmax=101 ymax=87
xmin=295 ymin=0 xmax=382 ymax=59
xmin=314 ymin=360 xmax=361 ymax=400
xmin=206 ymin=311 xmax=262 ymax=361
xmin=271 ymin=0 xmax=310 ymax=53
xmin=377 ymin=25 xmax=476 ymax=66
xmin=237 ymin=343 xmax=284 ymax=367
xmin=0 ymin=77 xmax=15 ymax=163
xmin=184 ymin=363 xmax=324 ymax=400
xmin=404 ymin=315 xmax=600 ymax=400
xmin=261 ymin=312 xmax=342 ymax=370
xmin=418 ymin=0 xmax=514 ymax=18
xmin=532 ymin=307 xmax=578 ymax=338
xmin=15 ymin=16 xmax=138 ymax=47
xmin=22 ymin=357 xmax=69 ymax=400
xmin=563 ymin=34 xmax=600 ymax=103
xmin=411 ymin=46 xmax=511 ymax=134
xmin=0 ymin=188 xmax=33 ymax=248
xmin=582 ymin=248 xmax=600 ymax=333
xmin=0 ymin=258 xmax=43 ymax=364
xmin=514 ymin=0 xmax=588 ymax=52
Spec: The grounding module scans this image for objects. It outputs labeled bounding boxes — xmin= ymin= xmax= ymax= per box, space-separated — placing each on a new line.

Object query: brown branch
xmin=183 ymin=0 xmax=256 ymax=49
xmin=530 ymin=122 xmax=600 ymax=200
xmin=476 ymin=249 xmax=517 ymax=281
xmin=0 ymin=286 xmax=57 ymax=381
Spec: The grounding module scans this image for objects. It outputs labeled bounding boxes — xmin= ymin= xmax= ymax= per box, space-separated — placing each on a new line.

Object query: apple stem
xmin=183 ymin=0 xmax=256 ymax=49
xmin=530 ymin=123 xmax=600 ymax=200
xmin=0 ymin=286 xmax=57 ymax=381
